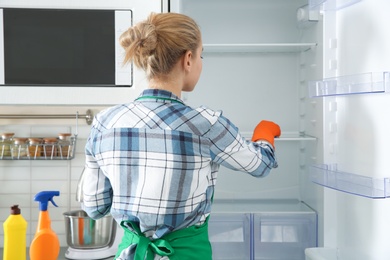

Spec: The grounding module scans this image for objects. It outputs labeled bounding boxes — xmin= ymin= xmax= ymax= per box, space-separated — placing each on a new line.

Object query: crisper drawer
xmin=253 ymin=212 xmax=317 ymax=260
xmin=208 ymin=213 xmax=252 ymax=260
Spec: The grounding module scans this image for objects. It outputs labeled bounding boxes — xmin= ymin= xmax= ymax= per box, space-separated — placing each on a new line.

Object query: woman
xmin=82 ymin=12 xmax=280 ymax=260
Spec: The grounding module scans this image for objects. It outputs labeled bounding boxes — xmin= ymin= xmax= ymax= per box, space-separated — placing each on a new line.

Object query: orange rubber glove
xmin=251 ymin=120 xmax=281 ymax=148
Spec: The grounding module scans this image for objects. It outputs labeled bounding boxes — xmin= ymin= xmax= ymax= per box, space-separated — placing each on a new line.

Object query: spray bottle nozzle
xmin=34 ymin=191 xmax=60 ymax=211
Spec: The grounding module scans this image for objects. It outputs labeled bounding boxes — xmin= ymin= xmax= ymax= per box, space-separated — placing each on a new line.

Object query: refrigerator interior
xmin=171 ymin=0 xmax=323 ymax=259
xmin=173 ymin=0 xmax=323 ymax=200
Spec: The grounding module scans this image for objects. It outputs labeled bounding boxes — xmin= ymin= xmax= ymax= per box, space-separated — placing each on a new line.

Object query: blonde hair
xmin=119 ymin=12 xmax=201 ymax=80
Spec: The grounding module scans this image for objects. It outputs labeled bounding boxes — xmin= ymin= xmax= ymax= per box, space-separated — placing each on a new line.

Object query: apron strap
xmin=117 ymin=221 xmax=175 ymax=260
xmin=116 ymin=218 xmax=211 ymax=260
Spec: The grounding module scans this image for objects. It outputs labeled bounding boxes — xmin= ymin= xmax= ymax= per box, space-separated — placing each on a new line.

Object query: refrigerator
xmin=167 ymin=0 xmax=390 ymax=259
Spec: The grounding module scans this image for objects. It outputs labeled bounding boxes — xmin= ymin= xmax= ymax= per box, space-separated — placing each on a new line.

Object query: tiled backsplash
xmin=0 ymin=124 xmax=92 ymax=247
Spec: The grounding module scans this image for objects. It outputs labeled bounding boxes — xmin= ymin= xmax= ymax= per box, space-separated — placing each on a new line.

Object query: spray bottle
xmin=29 ymin=191 xmax=60 ymax=260
xmin=3 ymin=205 xmax=28 ymax=260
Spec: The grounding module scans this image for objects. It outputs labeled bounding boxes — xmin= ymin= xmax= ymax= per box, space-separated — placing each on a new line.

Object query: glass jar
xmin=57 ymin=133 xmax=72 ymax=158
xmin=0 ymin=133 xmax=15 ymax=157
xmin=43 ymin=137 xmax=58 ymax=158
xmin=11 ymin=138 xmax=29 ymax=158
xmin=28 ymin=138 xmax=42 ymax=158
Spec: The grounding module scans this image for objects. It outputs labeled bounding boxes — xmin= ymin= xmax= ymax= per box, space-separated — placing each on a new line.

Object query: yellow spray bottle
xmin=29 ymin=191 xmax=60 ymax=260
xmin=3 ymin=205 xmax=28 ymax=260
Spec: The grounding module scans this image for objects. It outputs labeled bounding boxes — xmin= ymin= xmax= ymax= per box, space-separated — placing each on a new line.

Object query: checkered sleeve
xmin=206 ymin=114 xmax=278 ymax=177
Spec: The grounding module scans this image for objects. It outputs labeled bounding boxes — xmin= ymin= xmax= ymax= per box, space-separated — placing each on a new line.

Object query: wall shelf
xmin=203 ymin=43 xmax=317 ymax=53
xmin=308 ymin=71 xmax=390 ymax=97
xmin=0 ymin=111 xmax=86 ymax=160
xmin=310 ymin=164 xmax=390 ymax=199
xmin=0 ymin=136 xmax=76 ymax=160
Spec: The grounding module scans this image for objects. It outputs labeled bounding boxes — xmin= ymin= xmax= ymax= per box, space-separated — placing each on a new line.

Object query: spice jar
xmin=11 ymin=138 xmax=29 ymax=158
xmin=57 ymin=133 xmax=72 ymax=158
xmin=28 ymin=138 xmax=42 ymax=158
xmin=43 ymin=137 xmax=58 ymax=159
xmin=0 ymin=133 xmax=15 ymax=157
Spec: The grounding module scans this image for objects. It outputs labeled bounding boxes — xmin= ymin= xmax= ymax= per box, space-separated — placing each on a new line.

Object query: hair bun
xmin=119 ymin=12 xmax=201 ymax=80
xmin=136 ymin=22 xmax=157 ymax=56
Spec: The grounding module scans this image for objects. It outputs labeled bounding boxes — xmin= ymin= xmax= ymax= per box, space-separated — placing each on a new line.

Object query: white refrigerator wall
xmin=300 ymin=9 xmax=325 ymax=248
xmin=321 ymin=0 xmax=390 ymax=258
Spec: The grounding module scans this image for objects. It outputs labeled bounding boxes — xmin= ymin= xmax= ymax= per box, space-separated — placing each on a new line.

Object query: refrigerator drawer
xmin=253 ymin=213 xmax=317 ymax=260
xmin=208 ymin=208 xmax=317 ymax=260
xmin=209 ymin=213 xmax=252 ymax=260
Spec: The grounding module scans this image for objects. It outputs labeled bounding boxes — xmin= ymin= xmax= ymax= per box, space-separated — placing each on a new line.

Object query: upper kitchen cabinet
xmin=0 ymin=0 xmax=162 ymax=105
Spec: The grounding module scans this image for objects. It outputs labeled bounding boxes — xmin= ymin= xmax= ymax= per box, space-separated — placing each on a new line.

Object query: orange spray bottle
xmin=29 ymin=191 xmax=60 ymax=260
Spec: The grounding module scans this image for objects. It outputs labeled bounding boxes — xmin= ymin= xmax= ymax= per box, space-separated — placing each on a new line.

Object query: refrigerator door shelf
xmin=308 ymin=71 xmax=390 ymax=98
xmin=310 ymin=164 xmax=390 ymax=199
xmin=309 ymin=0 xmax=361 ymax=11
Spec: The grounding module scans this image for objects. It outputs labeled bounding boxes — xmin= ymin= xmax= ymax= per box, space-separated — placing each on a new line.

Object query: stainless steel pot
xmin=63 ymin=210 xmax=115 ymax=249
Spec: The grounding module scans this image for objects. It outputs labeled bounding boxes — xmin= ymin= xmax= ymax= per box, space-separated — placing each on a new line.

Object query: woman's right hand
xmin=251 ymin=120 xmax=281 ymax=148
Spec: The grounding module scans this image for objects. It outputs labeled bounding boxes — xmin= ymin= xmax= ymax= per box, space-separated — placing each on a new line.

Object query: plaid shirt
xmin=82 ymin=89 xmax=278 ymax=239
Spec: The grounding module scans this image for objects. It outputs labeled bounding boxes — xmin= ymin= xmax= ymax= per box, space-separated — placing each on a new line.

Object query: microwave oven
xmin=0 ymin=1 xmax=164 ymax=105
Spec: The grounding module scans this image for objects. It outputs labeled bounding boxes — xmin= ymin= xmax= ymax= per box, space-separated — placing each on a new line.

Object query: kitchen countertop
xmin=58 ymin=247 xmax=114 ymax=260
xmin=0 ymin=247 xmax=114 ymax=260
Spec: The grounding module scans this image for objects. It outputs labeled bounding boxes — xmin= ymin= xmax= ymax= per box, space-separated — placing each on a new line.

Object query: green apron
xmin=115 ymin=218 xmax=212 ymax=260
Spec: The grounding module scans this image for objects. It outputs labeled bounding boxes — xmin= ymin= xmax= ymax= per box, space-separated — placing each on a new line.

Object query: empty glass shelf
xmin=241 ymin=132 xmax=316 ymax=142
xmin=308 ymin=71 xmax=390 ymax=97
xmin=203 ymin=43 xmax=317 ymax=53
